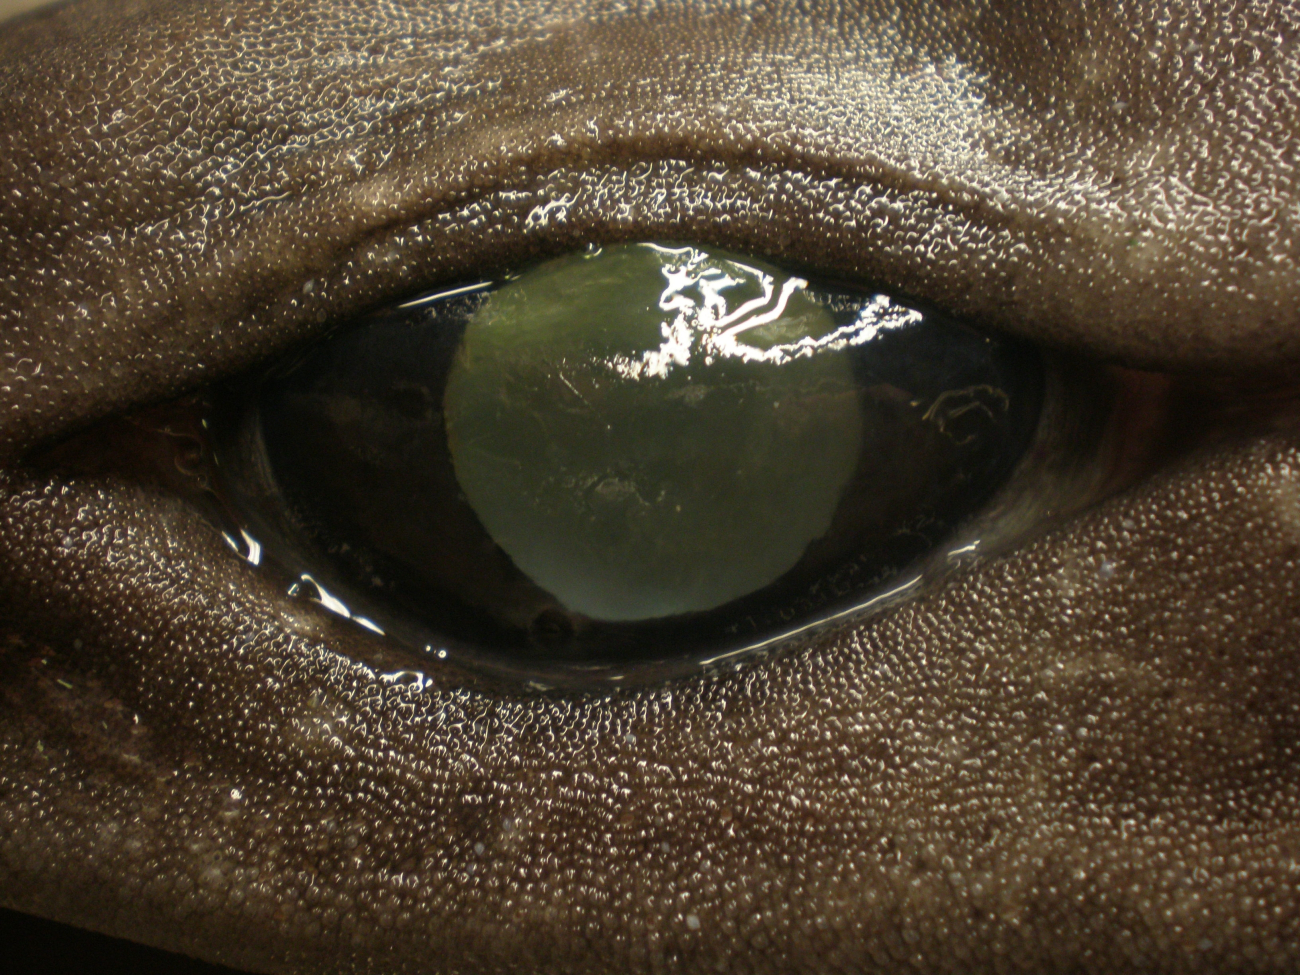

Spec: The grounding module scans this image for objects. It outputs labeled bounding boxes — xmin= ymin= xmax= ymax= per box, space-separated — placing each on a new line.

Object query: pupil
xmin=443 ymin=243 xmax=863 ymax=622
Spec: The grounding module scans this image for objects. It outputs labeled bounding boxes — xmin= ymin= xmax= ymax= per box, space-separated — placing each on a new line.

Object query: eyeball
xmin=205 ymin=242 xmax=1046 ymax=682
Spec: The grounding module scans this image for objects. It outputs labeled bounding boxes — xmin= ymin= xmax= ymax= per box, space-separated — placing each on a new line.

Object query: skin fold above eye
xmin=1 ymin=1 xmax=1299 ymax=974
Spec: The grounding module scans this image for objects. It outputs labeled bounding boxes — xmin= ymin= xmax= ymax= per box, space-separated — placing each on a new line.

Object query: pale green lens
xmin=443 ymin=242 xmax=863 ymax=622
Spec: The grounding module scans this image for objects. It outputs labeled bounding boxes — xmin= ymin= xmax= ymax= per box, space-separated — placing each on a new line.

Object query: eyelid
xmin=0 ymin=153 xmax=1269 ymax=465
xmin=6 ymin=4 xmax=1300 ymax=457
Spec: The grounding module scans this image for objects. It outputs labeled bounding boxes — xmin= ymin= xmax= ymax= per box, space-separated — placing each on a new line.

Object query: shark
xmin=0 ymin=0 xmax=1299 ymax=972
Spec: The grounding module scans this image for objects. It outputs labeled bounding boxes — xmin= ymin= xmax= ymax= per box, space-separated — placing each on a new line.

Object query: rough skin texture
xmin=1 ymin=1 xmax=1299 ymax=972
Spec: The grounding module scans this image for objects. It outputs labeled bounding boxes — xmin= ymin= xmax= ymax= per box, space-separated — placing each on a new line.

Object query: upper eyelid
xmin=0 ymin=155 xmax=1267 ymax=464
xmin=4 ymin=2 xmax=1299 ymax=459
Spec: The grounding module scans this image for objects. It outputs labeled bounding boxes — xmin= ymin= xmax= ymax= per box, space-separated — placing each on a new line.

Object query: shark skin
xmin=1 ymin=0 xmax=1300 ymax=972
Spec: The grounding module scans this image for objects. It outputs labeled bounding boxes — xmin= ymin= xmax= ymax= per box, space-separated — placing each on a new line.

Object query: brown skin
xmin=1 ymin=0 xmax=1300 ymax=972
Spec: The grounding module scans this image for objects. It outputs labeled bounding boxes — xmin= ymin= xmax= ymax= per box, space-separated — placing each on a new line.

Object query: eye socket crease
xmin=3 ymin=2 xmax=1300 ymax=975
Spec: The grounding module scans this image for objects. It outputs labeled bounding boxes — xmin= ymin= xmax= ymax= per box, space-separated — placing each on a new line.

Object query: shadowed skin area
xmin=1 ymin=0 xmax=1300 ymax=972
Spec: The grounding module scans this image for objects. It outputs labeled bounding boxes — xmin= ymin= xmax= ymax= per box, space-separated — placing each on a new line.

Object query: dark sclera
xmin=228 ymin=243 xmax=1042 ymax=675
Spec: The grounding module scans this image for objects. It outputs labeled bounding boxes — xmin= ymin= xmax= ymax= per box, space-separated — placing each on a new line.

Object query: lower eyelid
xmin=2 ymin=416 xmax=1300 ymax=971
xmin=8 ymin=212 xmax=1300 ymax=974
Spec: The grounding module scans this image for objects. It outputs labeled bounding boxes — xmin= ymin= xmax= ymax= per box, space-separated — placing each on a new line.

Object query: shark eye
xmin=203 ymin=241 xmax=1053 ymax=682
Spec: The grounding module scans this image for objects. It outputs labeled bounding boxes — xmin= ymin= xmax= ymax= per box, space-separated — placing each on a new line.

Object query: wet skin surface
xmin=1 ymin=1 xmax=1300 ymax=973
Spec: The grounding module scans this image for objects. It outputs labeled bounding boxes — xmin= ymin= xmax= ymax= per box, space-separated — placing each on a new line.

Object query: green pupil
xmin=443 ymin=243 xmax=864 ymax=622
